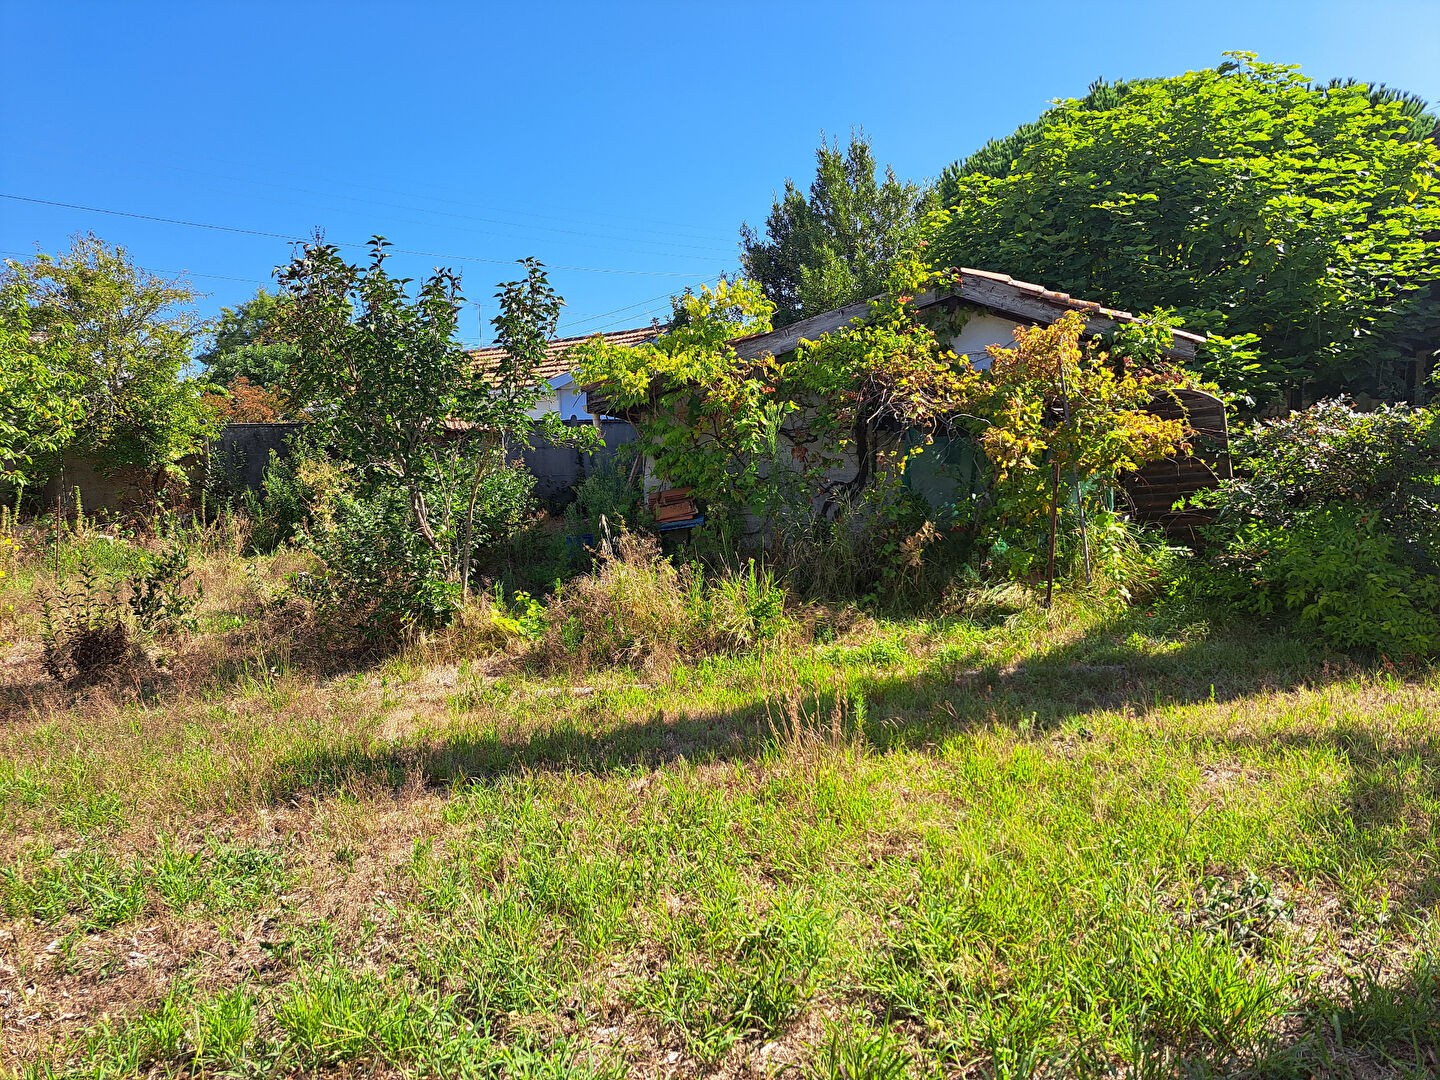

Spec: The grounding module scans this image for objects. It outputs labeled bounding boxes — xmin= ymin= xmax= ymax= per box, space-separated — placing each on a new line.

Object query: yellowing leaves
xmin=963 ymin=311 xmax=1190 ymax=522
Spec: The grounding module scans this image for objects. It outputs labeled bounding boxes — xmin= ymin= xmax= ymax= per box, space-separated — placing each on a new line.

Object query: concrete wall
xmin=34 ymin=423 xmax=301 ymax=515
xmin=213 ymin=423 xmax=305 ymax=490
xmin=948 ymin=310 xmax=1027 ymax=369
xmin=32 ymin=419 xmax=635 ymax=517
xmin=37 ymin=454 xmax=150 ymax=516
xmin=520 ymin=420 xmax=637 ymax=507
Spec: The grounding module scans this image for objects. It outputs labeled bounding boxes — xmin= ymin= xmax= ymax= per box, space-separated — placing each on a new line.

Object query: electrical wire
xmin=0 ymin=193 xmax=722 ymax=277
xmin=8 ymin=145 xmax=740 ymax=250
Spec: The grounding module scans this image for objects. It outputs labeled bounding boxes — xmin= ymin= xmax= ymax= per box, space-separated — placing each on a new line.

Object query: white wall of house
xmin=525 ymin=374 xmax=595 ymax=421
xmin=947 ymin=310 xmax=1025 ymax=370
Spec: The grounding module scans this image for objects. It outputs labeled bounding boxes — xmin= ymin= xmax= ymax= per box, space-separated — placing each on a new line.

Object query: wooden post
xmin=1044 ymin=459 xmax=1061 ymax=609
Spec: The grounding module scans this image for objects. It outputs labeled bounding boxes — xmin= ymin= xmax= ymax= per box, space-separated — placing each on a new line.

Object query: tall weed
xmin=537 ymin=534 xmax=790 ymax=671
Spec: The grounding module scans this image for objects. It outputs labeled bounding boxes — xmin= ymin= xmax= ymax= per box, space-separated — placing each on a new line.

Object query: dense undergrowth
xmin=1 ymin=516 xmax=1438 ymax=1079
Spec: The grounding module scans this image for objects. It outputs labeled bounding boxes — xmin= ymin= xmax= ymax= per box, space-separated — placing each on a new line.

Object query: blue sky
xmin=3 ymin=0 xmax=1438 ymax=349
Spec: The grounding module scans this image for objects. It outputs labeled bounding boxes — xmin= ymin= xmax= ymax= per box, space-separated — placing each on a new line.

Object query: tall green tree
xmin=938 ymin=70 xmax=1437 ymax=202
xmin=928 ymin=55 xmax=1440 ymax=405
xmin=197 ymin=288 xmax=298 ymax=390
xmin=277 ymin=238 xmax=583 ymax=621
xmin=0 ymin=280 xmax=83 ymax=489
xmin=938 ymin=78 xmax=1149 ymax=200
xmin=1 ymin=235 xmax=216 ymax=493
xmin=740 ymin=133 xmax=934 ymax=327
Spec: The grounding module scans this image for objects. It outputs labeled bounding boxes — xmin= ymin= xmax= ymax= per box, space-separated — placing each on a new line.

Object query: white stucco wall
xmin=525 ymin=374 xmax=595 ymax=421
xmin=947 ymin=310 xmax=1025 ymax=371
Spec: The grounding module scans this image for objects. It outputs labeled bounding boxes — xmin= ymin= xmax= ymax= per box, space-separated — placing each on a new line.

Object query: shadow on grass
xmin=249 ymin=612 xmax=1440 ymax=1076
xmin=254 ymin=608 xmax=1418 ymax=803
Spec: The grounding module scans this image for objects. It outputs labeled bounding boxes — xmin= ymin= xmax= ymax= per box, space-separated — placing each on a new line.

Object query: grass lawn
xmin=2 ymin=536 xmax=1438 ymax=1077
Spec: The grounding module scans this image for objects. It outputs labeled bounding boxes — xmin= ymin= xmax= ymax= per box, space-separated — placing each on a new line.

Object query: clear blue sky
xmin=3 ymin=0 xmax=1437 ymax=349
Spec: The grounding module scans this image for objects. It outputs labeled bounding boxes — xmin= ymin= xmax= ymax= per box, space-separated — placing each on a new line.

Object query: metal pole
xmin=1056 ymin=345 xmax=1092 ymax=585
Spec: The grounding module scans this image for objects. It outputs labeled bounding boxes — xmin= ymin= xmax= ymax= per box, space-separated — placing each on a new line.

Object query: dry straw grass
xmin=4 ymin=525 xmax=1440 ymax=1078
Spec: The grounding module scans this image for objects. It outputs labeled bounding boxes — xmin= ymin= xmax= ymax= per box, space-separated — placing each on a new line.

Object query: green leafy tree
xmin=277 ymin=238 xmax=584 ymax=626
xmin=198 ymin=288 xmax=299 ymax=391
xmin=938 ymin=78 xmax=1151 ymax=199
xmin=573 ymin=278 xmax=781 ymax=516
xmin=0 ymin=280 xmax=84 ymax=488
xmin=928 ymin=55 xmax=1440 ymax=405
xmin=940 ymin=70 xmax=1437 ymax=200
xmin=1186 ymin=400 xmax=1440 ymax=656
xmin=1 ymin=235 xmax=216 ymax=496
xmin=740 ymin=133 xmax=935 ymax=328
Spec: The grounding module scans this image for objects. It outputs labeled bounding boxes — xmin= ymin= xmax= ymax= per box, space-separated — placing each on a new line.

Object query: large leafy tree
xmin=938 ymin=78 xmax=1150 ymax=199
xmin=198 ymin=288 xmax=298 ymax=390
xmin=1 ymin=235 xmax=216 ymax=494
xmin=938 ymin=73 xmax=1436 ymax=202
xmin=928 ymin=55 xmax=1440 ymax=405
xmin=0 ymin=280 xmax=83 ymax=489
xmin=277 ymin=238 xmax=582 ymax=613
xmin=740 ymin=133 xmax=935 ymax=328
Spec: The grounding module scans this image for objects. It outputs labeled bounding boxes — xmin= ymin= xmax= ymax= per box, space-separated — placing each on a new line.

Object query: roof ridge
xmin=470 ymin=323 xmax=666 ymax=356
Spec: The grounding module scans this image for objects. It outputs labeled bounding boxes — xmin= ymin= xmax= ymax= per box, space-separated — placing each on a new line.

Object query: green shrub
xmin=566 ymin=460 xmax=643 ymax=538
xmin=303 ymin=486 xmax=454 ymax=638
xmin=243 ymin=440 xmax=346 ymax=554
xmin=1185 ymin=400 xmax=1440 ymax=657
xmin=1201 ymin=510 xmax=1440 ymax=656
xmin=769 ymin=476 xmax=959 ymax=605
xmin=303 ymin=464 xmax=539 ymax=639
xmin=465 ymin=463 xmax=538 ymax=550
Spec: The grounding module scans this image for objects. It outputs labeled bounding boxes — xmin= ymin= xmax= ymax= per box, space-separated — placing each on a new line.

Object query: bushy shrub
xmin=1186 ymin=400 xmax=1440 ymax=656
xmin=127 ymin=545 xmax=201 ymax=636
xmin=769 ymin=476 xmax=967 ymax=606
xmin=463 ymin=462 xmax=537 ymax=551
xmin=39 ymin=546 xmax=199 ymax=681
xmin=40 ymin=560 xmax=130 ymax=682
xmin=303 ymin=463 xmax=538 ymax=639
xmin=565 ymin=462 xmax=643 ymax=539
xmin=536 ymin=534 xmax=789 ymax=671
xmin=302 ymin=486 xmax=454 ymax=638
xmin=243 ymin=441 xmax=347 ymax=554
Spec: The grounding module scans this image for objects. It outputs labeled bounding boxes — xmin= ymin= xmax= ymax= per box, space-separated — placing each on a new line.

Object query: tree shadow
xmin=253 ymin=609 xmax=1391 ymax=802
xmin=248 ymin=613 xmax=1440 ymax=1075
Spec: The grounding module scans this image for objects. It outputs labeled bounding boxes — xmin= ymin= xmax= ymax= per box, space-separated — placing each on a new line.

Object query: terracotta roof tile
xmin=730 ymin=267 xmax=1205 ymax=359
xmin=471 ymin=324 xmax=665 ymax=382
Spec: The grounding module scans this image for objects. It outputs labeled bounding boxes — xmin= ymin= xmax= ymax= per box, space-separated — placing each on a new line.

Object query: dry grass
xmin=2 ymin=529 xmax=1439 ymax=1077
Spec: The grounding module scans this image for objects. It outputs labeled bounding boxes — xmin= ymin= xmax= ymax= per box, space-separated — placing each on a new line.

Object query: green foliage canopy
xmin=0 ymin=280 xmax=83 ymax=488
xmin=197 ymin=288 xmax=299 ymax=392
xmin=276 ymin=239 xmax=581 ymax=625
xmin=927 ymin=55 xmax=1440 ymax=405
xmin=1187 ymin=400 xmax=1440 ymax=656
xmin=573 ymin=278 xmax=782 ymax=514
xmin=1 ymin=235 xmax=216 ymax=491
xmin=740 ymin=133 xmax=935 ymax=328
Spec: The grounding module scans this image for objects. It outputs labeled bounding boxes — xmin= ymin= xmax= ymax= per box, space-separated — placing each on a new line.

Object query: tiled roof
xmin=471 ymin=324 xmax=664 ymax=382
xmin=731 ymin=268 xmax=1206 ymax=361
xmin=952 ymin=268 xmax=1207 ymax=343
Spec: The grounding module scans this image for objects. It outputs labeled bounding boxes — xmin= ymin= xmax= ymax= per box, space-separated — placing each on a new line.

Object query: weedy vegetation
xmin=1 ymin=507 xmax=1437 ymax=1079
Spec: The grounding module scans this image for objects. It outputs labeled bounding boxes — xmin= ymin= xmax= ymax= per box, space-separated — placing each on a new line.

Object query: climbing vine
xmin=572 ymin=279 xmax=790 ymax=514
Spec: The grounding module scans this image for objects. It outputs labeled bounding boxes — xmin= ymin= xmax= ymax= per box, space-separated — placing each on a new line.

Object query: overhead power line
xmin=0 ymin=247 xmax=270 ymax=287
xmin=179 ymin=150 xmax=740 ymax=244
xmin=0 ymin=193 xmax=721 ymax=278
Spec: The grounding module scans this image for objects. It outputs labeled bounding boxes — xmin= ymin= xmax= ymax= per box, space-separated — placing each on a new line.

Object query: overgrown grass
xmin=1 ymin=526 xmax=1438 ymax=1077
